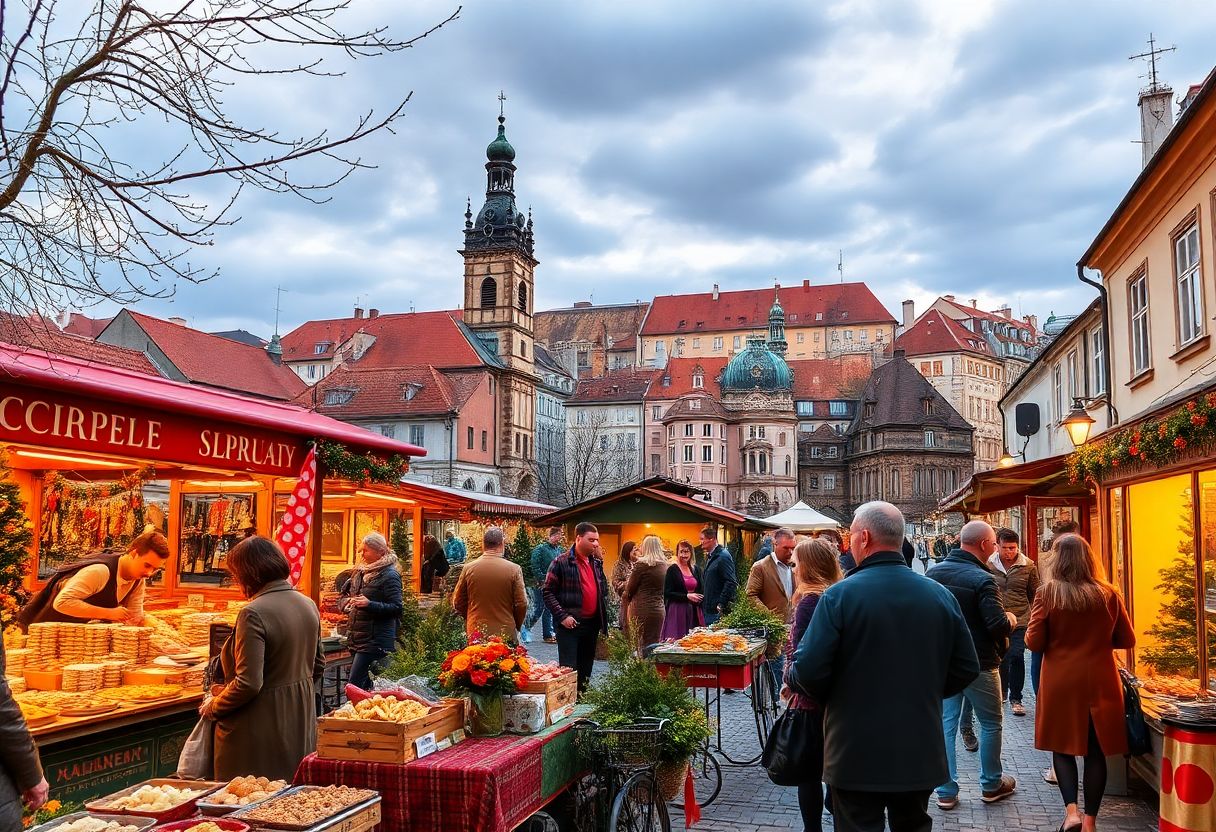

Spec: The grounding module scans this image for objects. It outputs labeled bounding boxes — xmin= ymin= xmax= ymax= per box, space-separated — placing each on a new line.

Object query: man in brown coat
xmin=453 ymin=527 xmax=528 ymax=641
xmin=1 ymin=642 xmax=47 ymax=828
xmin=747 ymin=526 xmax=795 ymax=703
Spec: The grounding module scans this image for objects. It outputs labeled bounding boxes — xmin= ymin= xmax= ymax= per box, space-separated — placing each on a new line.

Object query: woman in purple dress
xmin=784 ymin=537 xmax=842 ymax=832
xmin=660 ymin=540 xmax=704 ymax=641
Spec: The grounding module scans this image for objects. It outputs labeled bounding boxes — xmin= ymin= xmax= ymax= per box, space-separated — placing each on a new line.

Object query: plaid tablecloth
xmin=295 ymin=715 xmax=584 ymax=832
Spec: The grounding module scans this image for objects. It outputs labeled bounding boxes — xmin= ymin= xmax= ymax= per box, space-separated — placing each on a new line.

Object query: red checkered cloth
xmin=295 ymin=719 xmax=582 ymax=832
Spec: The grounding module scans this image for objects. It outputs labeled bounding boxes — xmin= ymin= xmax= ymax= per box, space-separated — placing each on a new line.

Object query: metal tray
xmin=196 ymin=781 xmax=292 ymax=817
xmin=231 ymin=785 xmax=380 ymax=831
xmin=28 ymin=812 xmax=156 ymax=832
xmin=85 ymin=779 xmax=225 ymax=823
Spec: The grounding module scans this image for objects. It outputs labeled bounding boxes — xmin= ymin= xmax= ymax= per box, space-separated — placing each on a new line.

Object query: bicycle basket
xmin=572 ymin=717 xmax=667 ymax=770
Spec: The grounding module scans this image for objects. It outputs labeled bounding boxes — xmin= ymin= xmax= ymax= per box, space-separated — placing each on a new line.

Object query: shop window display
xmin=1199 ymin=472 xmax=1216 ymax=691
xmin=36 ymin=470 xmax=168 ymax=580
xmin=1109 ymin=487 xmax=1126 ymax=603
xmin=178 ymin=491 xmax=257 ymax=586
xmin=1128 ymin=474 xmax=1201 ymax=692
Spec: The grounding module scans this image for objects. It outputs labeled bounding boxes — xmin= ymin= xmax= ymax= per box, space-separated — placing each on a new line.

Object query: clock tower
xmin=461 ymin=106 xmax=539 ymax=498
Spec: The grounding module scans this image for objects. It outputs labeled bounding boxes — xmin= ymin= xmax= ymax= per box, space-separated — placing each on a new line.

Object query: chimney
xmin=573 ymin=301 xmax=592 ymax=309
xmin=353 ymin=307 xmax=364 ymax=319
xmin=712 ymin=283 xmax=719 ymax=301
xmin=802 ymin=279 xmax=810 ymax=288
xmin=168 ymin=316 xmax=187 ymax=326
xmin=969 ymin=298 xmax=978 ymax=308
xmin=901 ymin=299 xmax=915 ymax=329
xmin=997 ymin=306 xmax=1012 ymax=319
xmin=1139 ymin=84 xmax=1175 ymax=168
xmin=1024 ymin=314 xmax=1039 ymax=332
xmin=943 ymin=294 xmax=955 ymax=302
xmin=369 ymin=308 xmax=379 ymax=319
xmin=266 ymin=333 xmax=282 ymax=365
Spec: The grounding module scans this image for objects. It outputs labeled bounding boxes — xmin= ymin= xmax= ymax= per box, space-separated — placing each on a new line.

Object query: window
xmin=702 ymin=445 xmax=713 ymax=463
xmin=1175 ymin=223 xmax=1204 ymax=345
xmin=1067 ymin=349 xmax=1079 ymax=399
xmin=683 ymin=444 xmax=694 ymax=462
xmin=669 ymin=446 xmax=675 ymax=464
xmin=829 ymin=401 xmax=848 ymax=416
xmin=1091 ymin=328 xmax=1106 ymax=395
xmin=759 ymin=453 xmax=767 ymax=474
xmin=824 ymin=474 xmax=835 ymax=490
xmin=860 ymin=329 xmax=868 ymax=342
xmin=826 ymin=446 xmax=838 ymax=458
xmin=796 ymin=332 xmax=804 ymax=343
xmin=481 ymin=430 xmax=487 ymax=451
xmin=844 ymin=330 xmax=853 ymax=342
xmin=1129 ymin=271 xmax=1151 ymax=374
xmin=922 ymin=397 xmax=934 ymax=416
xmin=692 ymin=338 xmax=701 ymax=349
xmin=808 ymin=476 xmax=819 ymax=490
xmin=324 ymin=389 xmax=354 ymax=406
xmin=758 ymin=426 xmax=766 ymax=439
xmin=379 ymin=424 xmax=395 ymax=438
xmin=314 ymin=342 xmax=330 ymax=355
xmin=702 ymin=423 xmax=713 ymax=437
xmin=890 ymin=469 xmax=899 ymax=498
xmin=924 ymin=430 xmax=936 ymax=448
xmin=932 ymin=361 xmax=943 ymax=375
xmin=811 ymin=446 xmax=822 ymax=458
xmin=713 ymin=336 xmax=723 ymax=351
xmin=796 ymin=401 xmax=814 ymax=415
xmin=1052 ymin=363 xmax=1063 ymax=422
xmin=919 ymin=361 xmax=931 ymax=375
xmin=784 ymin=456 xmax=791 ymax=476
xmin=732 ymin=336 xmax=742 ymax=349
xmin=816 ymin=312 xmax=823 ymax=321
xmin=692 ymin=371 xmax=704 ymax=389
xmin=404 ymin=382 xmax=422 ymax=401
xmin=409 ymin=424 xmax=424 ymax=446
xmin=814 ymin=331 xmax=821 ymax=342
xmin=307 ymin=365 xmax=316 ymax=379
xmin=684 ymin=423 xmax=694 ymax=437
xmin=652 ymin=405 xmax=661 ymax=420
xmin=480 ymin=276 xmax=497 ymax=308
xmin=517 ymin=281 xmax=528 ymax=312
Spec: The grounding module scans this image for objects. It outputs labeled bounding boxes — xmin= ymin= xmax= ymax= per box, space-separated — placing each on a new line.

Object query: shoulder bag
xmin=761 ymin=707 xmax=819 ymax=786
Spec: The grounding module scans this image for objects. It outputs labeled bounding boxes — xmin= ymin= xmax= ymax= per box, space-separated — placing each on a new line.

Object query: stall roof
xmin=0 ymin=342 xmax=425 ymax=458
xmin=764 ymin=501 xmax=841 ymax=531
xmin=393 ymin=479 xmax=555 ymax=520
xmin=535 ymin=476 xmax=776 ymax=530
xmin=939 ymin=454 xmax=1085 ymax=515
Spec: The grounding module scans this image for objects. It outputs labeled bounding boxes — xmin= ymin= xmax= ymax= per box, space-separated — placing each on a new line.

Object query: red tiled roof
xmin=570 ymin=369 xmax=659 ymax=403
xmin=937 ymin=297 xmax=1036 ymax=335
xmin=896 ymin=310 xmax=993 ymax=358
xmin=122 ymin=311 xmax=306 ymax=401
xmin=660 ymin=392 xmax=730 ymax=421
xmin=788 ymin=356 xmax=873 ymax=399
xmin=534 ymin=302 xmax=648 ymax=349
xmin=646 ymin=358 xmax=730 ymax=399
xmin=280 ymin=310 xmax=481 ymax=368
xmin=299 ymin=364 xmax=486 ymax=418
xmin=0 ymin=313 xmax=159 ymax=375
xmin=61 ymin=313 xmax=112 ymax=338
xmin=641 ymin=282 xmax=896 ymax=336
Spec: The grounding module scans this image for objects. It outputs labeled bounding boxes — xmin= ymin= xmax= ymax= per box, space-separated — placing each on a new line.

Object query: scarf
xmin=355 ymin=551 xmax=398 ymax=574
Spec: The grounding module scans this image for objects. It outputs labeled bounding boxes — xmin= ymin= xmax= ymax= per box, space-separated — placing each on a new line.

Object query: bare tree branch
xmin=0 ymin=0 xmax=460 ymax=321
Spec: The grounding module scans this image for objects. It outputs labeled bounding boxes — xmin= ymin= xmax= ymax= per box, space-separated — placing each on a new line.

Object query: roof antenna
xmin=838 ymin=249 xmax=845 ymax=283
xmin=1129 ymin=33 xmax=1175 ymax=93
xmin=273 ymin=286 xmax=287 ymax=337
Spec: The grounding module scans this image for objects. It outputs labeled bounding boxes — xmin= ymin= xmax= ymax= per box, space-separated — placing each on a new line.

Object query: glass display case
xmin=177 ymin=491 xmax=257 ymax=587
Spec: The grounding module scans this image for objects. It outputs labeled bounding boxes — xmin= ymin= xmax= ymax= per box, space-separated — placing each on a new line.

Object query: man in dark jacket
xmin=790 ymin=501 xmax=979 ymax=831
xmin=1 ymin=642 xmax=48 ymax=828
xmin=698 ymin=527 xmax=736 ymax=625
xmin=928 ymin=520 xmax=1018 ymax=809
xmin=526 ymin=526 xmax=563 ymax=644
xmin=987 ymin=528 xmax=1039 ymax=717
xmin=543 ymin=522 xmax=609 ymax=693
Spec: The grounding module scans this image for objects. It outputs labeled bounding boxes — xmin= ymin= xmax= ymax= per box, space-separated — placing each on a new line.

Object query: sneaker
xmin=1011 ymin=702 xmax=1026 ymax=716
xmin=519 ymin=629 xmax=533 ymax=644
xmin=543 ymin=636 xmax=557 ymax=644
xmin=936 ymin=795 xmax=958 ymax=811
xmin=961 ymin=731 xmax=979 ymax=752
xmin=1043 ymin=767 xmax=1057 ymax=784
xmin=981 ymin=776 xmax=1016 ymax=803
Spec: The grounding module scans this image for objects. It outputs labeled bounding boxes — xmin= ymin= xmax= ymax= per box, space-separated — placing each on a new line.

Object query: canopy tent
xmin=763 ymin=501 xmax=841 ymax=532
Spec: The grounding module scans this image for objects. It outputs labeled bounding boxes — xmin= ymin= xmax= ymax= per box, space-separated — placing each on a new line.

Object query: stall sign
xmin=0 ymin=383 xmax=304 ymax=476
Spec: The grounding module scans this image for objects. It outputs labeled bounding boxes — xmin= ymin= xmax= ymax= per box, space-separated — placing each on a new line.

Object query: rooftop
xmin=853 ymin=353 xmax=972 ymax=431
xmin=570 ymin=369 xmax=659 ymax=404
xmin=896 ymin=309 xmax=994 ymax=357
xmin=534 ymin=301 xmax=649 ymax=350
xmin=297 ymin=364 xmax=486 ymax=419
xmin=0 ymin=314 xmax=158 ymax=376
xmin=280 ymin=309 xmax=481 ymax=368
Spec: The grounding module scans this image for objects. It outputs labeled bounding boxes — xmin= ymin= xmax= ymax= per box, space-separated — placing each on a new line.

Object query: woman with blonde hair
xmin=781 ymin=538 xmax=843 ymax=831
xmin=621 ymin=535 xmax=668 ymax=648
xmin=1026 ymin=534 xmax=1134 ymax=832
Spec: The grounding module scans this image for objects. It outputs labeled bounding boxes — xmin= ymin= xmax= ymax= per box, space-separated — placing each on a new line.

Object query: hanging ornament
xmin=276 ymin=447 xmax=317 ymax=586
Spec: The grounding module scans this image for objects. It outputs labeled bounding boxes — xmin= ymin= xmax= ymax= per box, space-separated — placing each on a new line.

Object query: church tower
xmin=767 ymin=288 xmax=787 ymax=358
xmin=461 ymin=104 xmax=539 ymax=498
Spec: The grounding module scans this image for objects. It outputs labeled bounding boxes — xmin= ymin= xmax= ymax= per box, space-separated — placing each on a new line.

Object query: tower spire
xmin=767 ymin=284 xmax=787 ymax=357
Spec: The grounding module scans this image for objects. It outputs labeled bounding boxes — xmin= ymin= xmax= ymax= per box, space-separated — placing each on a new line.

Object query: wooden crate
xmin=518 ymin=669 xmax=578 ymax=721
xmin=316 ymin=701 xmax=464 ymax=764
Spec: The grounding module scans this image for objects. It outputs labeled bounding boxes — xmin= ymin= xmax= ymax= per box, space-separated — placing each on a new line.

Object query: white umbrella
xmin=764 ymin=501 xmax=841 ymax=532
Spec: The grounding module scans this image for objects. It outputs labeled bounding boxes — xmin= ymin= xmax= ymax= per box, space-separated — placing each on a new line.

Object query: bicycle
xmin=571 ymin=717 xmax=672 ymax=832
xmin=669 ymin=744 xmax=722 ymax=811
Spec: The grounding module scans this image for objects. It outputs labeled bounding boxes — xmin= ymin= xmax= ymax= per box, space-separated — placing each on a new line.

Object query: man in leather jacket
xmin=1 ymin=642 xmax=47 ymax=827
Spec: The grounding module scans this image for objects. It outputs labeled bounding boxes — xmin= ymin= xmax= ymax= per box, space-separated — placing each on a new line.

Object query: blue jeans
xmin=767 ymin=654 xmax=785 ymax=701
xmin=1030 ymin=650 xmax=1042 ymax=696
xmin=349 ymin=649 xmax=388 ymax=692
xmin=1000 ymin=628 xmax=1027 ymax=704
xmin=704 ymin=610 xmax=720 ymax=626
xmin=525 ymin=587 xmax=554 ymax=639
xmin=938 ymin=668 xmax=1005 ymax=797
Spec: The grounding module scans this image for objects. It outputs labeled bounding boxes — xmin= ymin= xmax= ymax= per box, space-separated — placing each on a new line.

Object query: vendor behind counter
xmin=18 ymin=529 xmax=170 ymax=629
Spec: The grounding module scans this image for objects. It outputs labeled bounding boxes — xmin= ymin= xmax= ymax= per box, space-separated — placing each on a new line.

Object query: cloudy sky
xmin=65 ymin=0 xmax=1216 ymax=337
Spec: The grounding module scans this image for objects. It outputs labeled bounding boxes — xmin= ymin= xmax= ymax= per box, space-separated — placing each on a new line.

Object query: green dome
xmin=769 ymin=298 xmax=784 ymax=318
xmin=487 ymin=118 xmax=516 ymax=163
xmin=722 ymin=335 xmax=793 ymax=391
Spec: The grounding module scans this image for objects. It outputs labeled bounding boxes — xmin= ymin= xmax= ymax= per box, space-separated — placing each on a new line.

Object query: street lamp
xmin=997 ymin=449 xmax=1016 ymax=468
xmin=1062 ymin=398 xmax=1097 ymax=448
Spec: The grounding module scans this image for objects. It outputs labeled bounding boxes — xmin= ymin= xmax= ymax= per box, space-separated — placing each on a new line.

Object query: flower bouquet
xmin=438 ymin=635 xmax=530 ymax=735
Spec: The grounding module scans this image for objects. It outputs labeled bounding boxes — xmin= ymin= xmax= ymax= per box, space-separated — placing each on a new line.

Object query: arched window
xmin=484 ymin=482 xmax=495 ymax=494
xmin=748 ymin=491 xmax=770 ymax=515
xmin=784 ymin=456 xmax=791 ymax=476
xmin=517 ymin=282 xmax=528 ymax=312
xmin=480 ymin=276 xmax=496 ymax=308
xmin=462 ymin=477 xmax=475 ymax=490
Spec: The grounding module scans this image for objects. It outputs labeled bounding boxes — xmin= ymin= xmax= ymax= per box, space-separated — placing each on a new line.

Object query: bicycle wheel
xmin=669 ymin=747 xmax=722 ymax=810
xmin=515 ymin=811 xmax=560 ymax=832
xmin=609 ymin=770 xmax=671 ymax=832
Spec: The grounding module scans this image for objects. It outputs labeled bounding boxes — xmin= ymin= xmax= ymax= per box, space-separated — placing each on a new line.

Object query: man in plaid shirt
xmin=543 ymin=522 xmax=609 ymax=693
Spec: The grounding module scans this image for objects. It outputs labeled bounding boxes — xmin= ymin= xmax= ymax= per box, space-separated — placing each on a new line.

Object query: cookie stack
xmin=26 ymin=624 xmax=58 ymax=665
xmin=84 ymin=624 xmax=116 ymax=656
xmin=111 ymin=627 xmax=152 ymax=663
xmin=57 ymin=623 xmax=90 ymax=663
xmin=100 ymin=660 xmax=129 ymax=688
xmin=62 ymin=663 xmax=105 ymax=692
xmin=180 ymin=613 xmax=221 ymax=646
xmin=5 ymin=648 xmax=31 ymax=674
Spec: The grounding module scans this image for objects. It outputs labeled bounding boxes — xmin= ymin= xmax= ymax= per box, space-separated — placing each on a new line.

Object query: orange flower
xmin=499 ymin=659 xmax=515 ymax=672
xmin=44 ymin=801 xmax=60 ymax=813
xmin=517 ymin=656 xmax=531 ymax=672
xmin=451 ymin=654 xmax=472 ymax=672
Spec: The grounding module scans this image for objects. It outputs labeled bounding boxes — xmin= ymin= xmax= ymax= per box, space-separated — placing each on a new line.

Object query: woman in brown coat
xmin=1025 ymin=534 xmax=1134 ymax=832
xmin=203 ymin=537 xmax=324 ymax=781
xmin=621 ymin=535 xmax=667 ymax=649
xmin=611 ymin=541 xmax=637 ymax=632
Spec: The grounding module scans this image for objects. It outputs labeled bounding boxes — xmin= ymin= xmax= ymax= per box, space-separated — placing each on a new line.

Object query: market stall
xmin=760 ymin=501 xmax=839 ymax=534
xmin=0 ymin=341 xmax=427 ymax=802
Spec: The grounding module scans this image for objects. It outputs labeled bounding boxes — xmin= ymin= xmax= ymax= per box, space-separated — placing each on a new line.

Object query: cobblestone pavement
xmin=522 ymin=628 xmax=1160 ymax=831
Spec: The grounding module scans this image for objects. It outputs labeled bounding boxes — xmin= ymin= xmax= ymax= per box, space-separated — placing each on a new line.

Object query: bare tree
xmin=0 ymin=0 xmax=458 ymax=321
xmin=543 ymin=409 xmax=639 ymax=506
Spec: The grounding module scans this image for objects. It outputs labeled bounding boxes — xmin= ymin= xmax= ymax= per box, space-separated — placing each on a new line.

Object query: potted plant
xmin=583 ymin=631 xmax=712 ymax=800
xmin=437 ymin=635 xmax=528 ymax=736
xmin=715 ymin=595 xmax=789 ymax=659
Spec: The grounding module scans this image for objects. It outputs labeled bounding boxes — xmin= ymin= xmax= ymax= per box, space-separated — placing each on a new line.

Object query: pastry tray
xmin=196 ymin=782 xmax=293 ymax=816
xmin=231 ymin=785 xmax=381 ymax=831
xmin=28 ymin=811 xmax=156 ymax=832
xmin=85 ymin=779 xmax=225 ymax=823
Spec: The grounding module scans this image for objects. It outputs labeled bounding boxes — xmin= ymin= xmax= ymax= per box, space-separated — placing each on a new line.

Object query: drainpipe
xmin=447 ymin=415 xmax=455 ymax=487
xmin=1077 ymin=264 xmax=1119 ymax=426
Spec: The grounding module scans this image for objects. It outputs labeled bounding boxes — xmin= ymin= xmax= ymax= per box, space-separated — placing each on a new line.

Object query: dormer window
xmin=922 ymin=397 xmax=935 ymax=416
xmin=324 ymin=389 xmax=355 ymax=406
xmin=314 ymin=342 xmax=330 ymax=355
xmin=403 ymin=383 xmax=423 ymax=401
xmin=692 ymin=366 xmax=704 ymax=389
xmin=863 ymin=401 xmax=875 ymax=419
xmin=690 ymin=400 xmax=701 ymax=410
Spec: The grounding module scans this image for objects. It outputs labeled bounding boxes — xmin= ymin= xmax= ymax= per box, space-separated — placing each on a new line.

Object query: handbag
xmin=761 ymin=707 xmax=819 ymax=786
xmin=1120 ymin=669 xmax=1153 ymax=757
xmin=176 ymin=718 xmax=214 ymax=779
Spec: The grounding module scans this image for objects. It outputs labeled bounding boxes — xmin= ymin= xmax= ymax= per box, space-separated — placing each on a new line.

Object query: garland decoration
xmin=314 ymin=440 xmax=408 ymax=485
xmin=1067 ymin=391 xmax=1216 ymax=482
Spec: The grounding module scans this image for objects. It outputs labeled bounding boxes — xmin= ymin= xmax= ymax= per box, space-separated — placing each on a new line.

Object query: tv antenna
xmin=273 ymin=286 xmax=287 ymax=336
xmin=837 ymin=250 xmax=845 ymax=283
xmin=1129 ymin=33 xmax=1175 ymax=93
